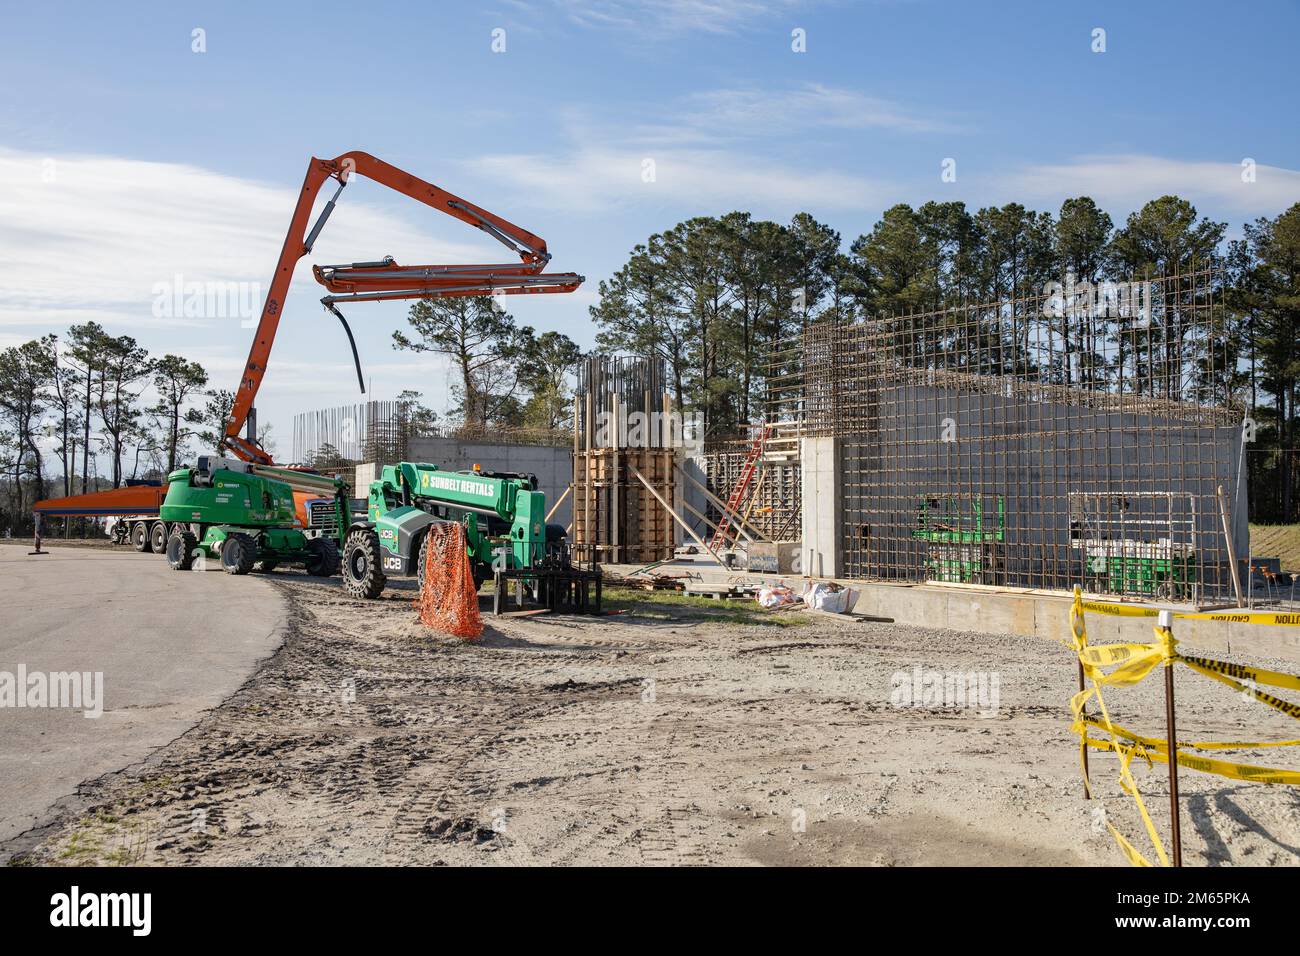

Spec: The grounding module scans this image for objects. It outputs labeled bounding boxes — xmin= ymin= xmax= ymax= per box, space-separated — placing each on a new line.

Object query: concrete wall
xmin=801 ymin=436 xmax=840 ymax=578
xmin=405 ymin=437 xmax=573 ymax=527
xmin=681 ymin=454 xmax=712 ymax=545
xmin=846 ymin=580 xmax=1300 ymax=665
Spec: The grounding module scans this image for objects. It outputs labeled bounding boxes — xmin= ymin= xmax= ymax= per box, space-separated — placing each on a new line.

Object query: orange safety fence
xmin=414 ymin=522 xmax=483 ymax=640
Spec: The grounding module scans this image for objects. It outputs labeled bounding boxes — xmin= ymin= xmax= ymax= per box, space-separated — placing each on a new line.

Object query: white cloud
xmin=0 ymin=146 xmax=497 ymax=331
xmin=0 ymin=145 xmax=571 ymax=436
xmin=553 ymin=0 xmax=807 ymax=35
xmin=675 ymin=84 xmax=950 ymax=138
xmin=475 ymin=145 xmax=890 ymax=214
xmin=466 ymin=81 xmax=935 ymax=216
xmin=1002 ymin=154 xmax=1300 ymax=219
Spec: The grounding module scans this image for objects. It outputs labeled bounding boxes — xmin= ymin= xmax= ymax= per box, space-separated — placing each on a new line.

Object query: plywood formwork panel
xmin=572 ymin=448 xmax=677 ymax=564
xmin=571 ymin=356 xmax=681 ymax=566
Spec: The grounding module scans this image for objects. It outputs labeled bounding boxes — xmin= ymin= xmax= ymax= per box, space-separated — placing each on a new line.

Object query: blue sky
xmin=1 ymin=0 xmax=1297 ymax=455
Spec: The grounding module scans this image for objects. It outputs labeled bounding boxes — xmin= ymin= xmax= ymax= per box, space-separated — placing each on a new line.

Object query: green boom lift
xmin=159 ymin=456 xmax=346 ymax=576
xmin=912 ymin=493 xmax=1005 ymax=584
xmin=341 ymin=461 xmax=599 ymax=612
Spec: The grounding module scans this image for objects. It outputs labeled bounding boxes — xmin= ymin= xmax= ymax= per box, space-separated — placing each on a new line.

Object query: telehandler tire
xmin=416 ymin=534 xmax=430 ymax=592
xmin=342 ymin=529 xmax=386 ymax=599
xmin=166 ymin=530 xmax=198 ymax=571
xmin=305 ymin=536 xmax=341 ymax=577
xmin=220 ymin=532 xmax=256 ymax=575
xmin=416 ymin=530 xmax=477 ymax=595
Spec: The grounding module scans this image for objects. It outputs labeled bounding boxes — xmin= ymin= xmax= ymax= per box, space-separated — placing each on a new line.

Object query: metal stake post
xmin=1158 ymin=609 xmax=1182 ymax=867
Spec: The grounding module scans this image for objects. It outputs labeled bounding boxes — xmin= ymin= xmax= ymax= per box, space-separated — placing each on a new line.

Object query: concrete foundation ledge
xmin=849 ymin=579 xmax=1300 ymax=665
xmin=603 ymin=561 xmax=1300 ymax=667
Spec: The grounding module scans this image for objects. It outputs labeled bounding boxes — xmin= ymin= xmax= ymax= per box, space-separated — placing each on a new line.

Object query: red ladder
xmin=709 ymin=424 xmax=769 ymax=552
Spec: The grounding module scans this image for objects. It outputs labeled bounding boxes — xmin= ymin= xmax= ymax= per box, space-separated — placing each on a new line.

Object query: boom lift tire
xmin=220 ymin=532 xmax=257 ymax=575
xmin=305 ymin=536 xmax=340 ymax=577
xmin=166 ymin=530 xmax=199 ymax=571
xmin=131 ymin=521 xmax=152 ymax=553
xmin=342 ymin=529 xmax=386 ymax=599
xmin=149 ymin=521 xmax=169 ymax=554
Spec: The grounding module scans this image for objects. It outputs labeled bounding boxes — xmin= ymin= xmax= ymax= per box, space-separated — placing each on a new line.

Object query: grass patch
xmin=56 ymin=828 xmax=103 ymax=863
xmin=1250 ymin=523 xmax=1300 ymax=573
xmin=602 ymin=585 xmax=807 ymax=627
xmin=126 ymin=775 xmax=175 ymax=798
xmin=53 ymin=805 xmax=152 ymax=866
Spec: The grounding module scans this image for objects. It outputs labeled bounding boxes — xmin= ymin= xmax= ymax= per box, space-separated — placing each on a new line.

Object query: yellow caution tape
xmin=1176 ymin=653 xmax=1300 ymax=693
xmin=1080 ymin=600 xmax=1300 ymax=627
xmin=1066 ymin=588 xmax=1300 ymax=867
xmin=1081 ymin=730 xmax=1300 ymax=786
xmin=1083 ymin=645 xmax=1167 ymax=687
xmin=1079 ymin=641 xmax=1158 ymax=666
xmin=1172 ymin=752 xmax=1300 ymax=785
xmin=1181 ymin=610 xmax=1300 ymax=626
xmin=1176 ymin=658 xmax=1300 ymax=721
xmin=1081 ymin=600 xmax=1161 ymax=619
xmin=1068 ymin=602 xmax=1172 ymax=866
xmin=1108 ymin=825 xmax=1155 ymax=867
xmin=1077 ymin=713 xmax=1300 ymax=753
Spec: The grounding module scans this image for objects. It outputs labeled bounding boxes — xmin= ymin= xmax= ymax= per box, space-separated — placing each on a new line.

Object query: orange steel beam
xmin=33 ymin=484 xmax=167 ymax=517
xmin=34 ymin=484 xmax=326 ymax=533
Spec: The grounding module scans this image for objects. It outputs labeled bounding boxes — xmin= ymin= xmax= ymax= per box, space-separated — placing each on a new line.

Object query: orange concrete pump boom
xmin=223 ymin=151 xmax=584 ymax=464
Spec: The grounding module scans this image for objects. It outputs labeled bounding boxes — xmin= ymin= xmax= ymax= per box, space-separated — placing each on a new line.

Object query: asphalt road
xmin=0 ymin=544 xmax=287 ymax=847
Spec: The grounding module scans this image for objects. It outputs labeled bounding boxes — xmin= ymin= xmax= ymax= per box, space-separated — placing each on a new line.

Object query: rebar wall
xmin=291 ymin=401 xmax=413 ymax=468
xmin=291 ymin=403 xmax=569 ymax=462
xmin=574 ymin=355 xmax=671 ymax=443
xmin=767 ymin=263 xmax=1247 ymax=603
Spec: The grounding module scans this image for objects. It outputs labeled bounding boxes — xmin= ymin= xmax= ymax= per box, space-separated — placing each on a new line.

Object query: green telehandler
xmin=159 ymin=456 xmax=347 ymax=576
xmin=341 ymin=461 xmax=600 ymax=613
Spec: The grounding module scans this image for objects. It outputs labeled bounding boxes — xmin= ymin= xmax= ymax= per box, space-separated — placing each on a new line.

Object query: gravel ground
xmin=7 ymin=576 xmax=1300 ymax=867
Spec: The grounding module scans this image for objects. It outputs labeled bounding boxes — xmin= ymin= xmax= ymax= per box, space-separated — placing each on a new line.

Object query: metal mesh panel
xmin=766 ymin=263 xmax=1246 ymax=601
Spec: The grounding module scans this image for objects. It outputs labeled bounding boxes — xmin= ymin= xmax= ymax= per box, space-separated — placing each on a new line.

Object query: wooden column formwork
xmin=571 ymin=355 xmax=680 ymax=566
xmin=573 ymin=448 xmax=677 ymax=565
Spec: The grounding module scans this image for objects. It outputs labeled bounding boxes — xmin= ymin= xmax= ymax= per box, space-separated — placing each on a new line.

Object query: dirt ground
xmin=7 ymin=574 xmax=1300 ymax=867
